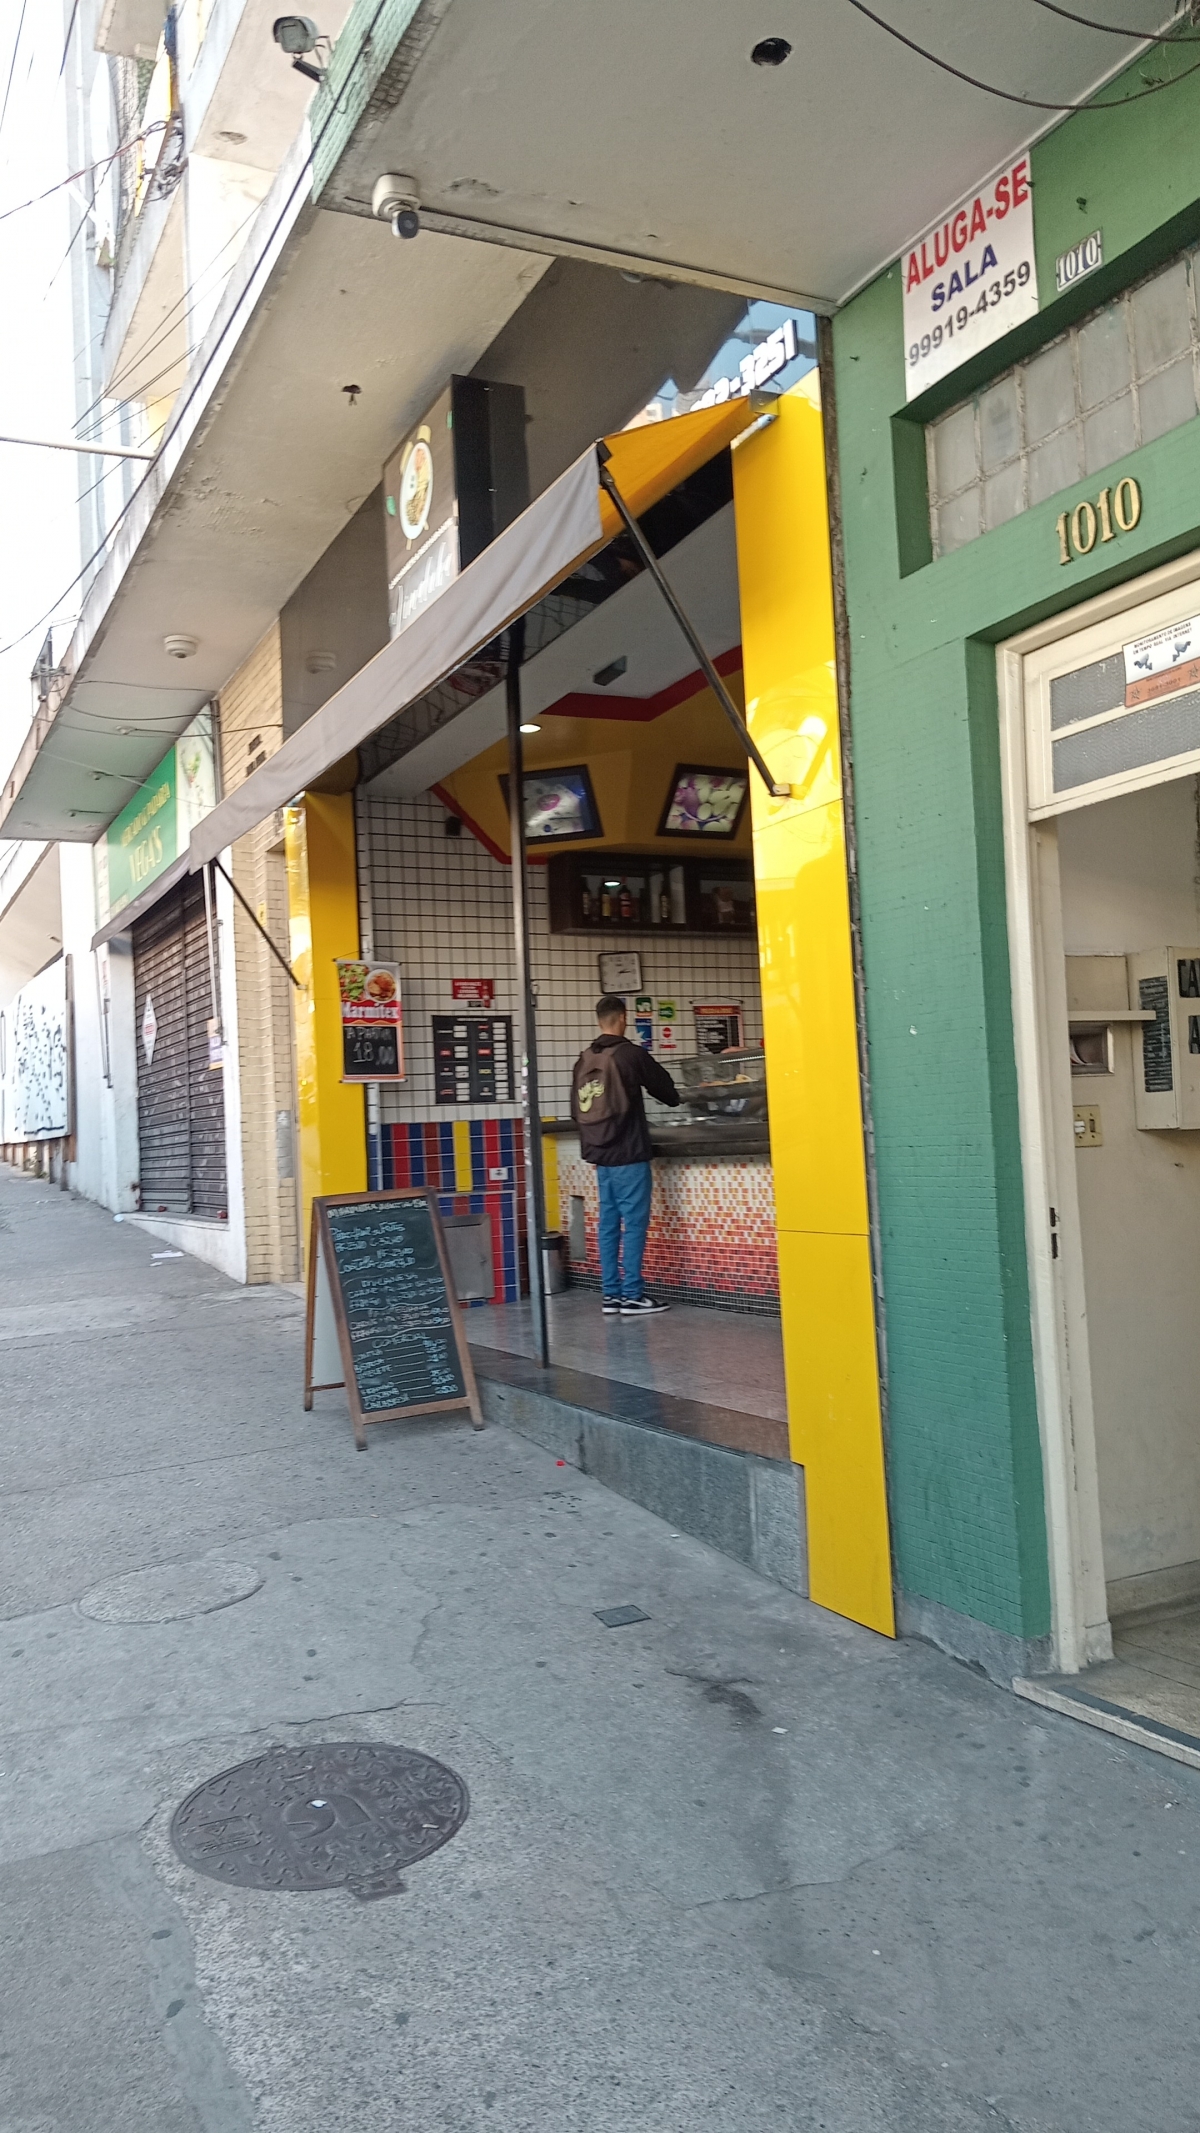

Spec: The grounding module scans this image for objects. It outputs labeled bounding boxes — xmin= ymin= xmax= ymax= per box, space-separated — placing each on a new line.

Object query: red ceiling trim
xmin=540 ymin=643 xmax=743 ymax=724
xmin=429 ymin=781 xmax=548 ymax=867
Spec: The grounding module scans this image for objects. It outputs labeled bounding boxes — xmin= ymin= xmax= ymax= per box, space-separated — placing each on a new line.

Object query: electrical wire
xmin=70 ymin=192 xmax=265 ymax=440
xmin=42 ymin=125 xmax=171 ymax=299
xmin=841 ymin=0 xmax=1200 ymax=107
xmin=0 ymin=125 xmax=163 ymax=229
xmin=0 ymin=0 xmax=30 ymax=153
xmin=1028 ymin=0 xmax=1200 ymax=40
xmin=0 ymin=0 xmax=395 ymax=661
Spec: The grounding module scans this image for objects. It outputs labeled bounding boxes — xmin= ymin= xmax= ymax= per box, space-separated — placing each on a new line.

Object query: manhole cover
xmin=170 ymin=1742 xmax=469 ymax=1898
xmin=79 ymin=1559 xmax=263 ymax=1623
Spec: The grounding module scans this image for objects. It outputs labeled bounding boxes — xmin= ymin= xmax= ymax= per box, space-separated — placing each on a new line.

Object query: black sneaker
xmin=602 ymin=1296 xmax=622 ymax=1315
xmin=620 ymin=1295 xmax=670 ymax=1315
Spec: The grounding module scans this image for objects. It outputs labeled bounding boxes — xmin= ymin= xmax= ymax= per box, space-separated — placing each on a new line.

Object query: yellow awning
xmin=596 ymin=400 xmax=758 ymax=539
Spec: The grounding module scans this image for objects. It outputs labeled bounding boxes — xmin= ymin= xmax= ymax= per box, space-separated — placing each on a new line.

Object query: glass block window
xmin=926 ymin=249 xmax=1200 ymax=557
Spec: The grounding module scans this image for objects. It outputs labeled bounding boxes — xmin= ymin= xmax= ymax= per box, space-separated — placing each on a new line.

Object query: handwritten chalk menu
xmin=303 ymin=1190 xmax=482 ymax=1447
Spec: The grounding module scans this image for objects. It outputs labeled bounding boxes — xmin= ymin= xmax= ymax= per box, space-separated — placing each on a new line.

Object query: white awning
xmin=187 ymin=402 xmax=750 ymax=869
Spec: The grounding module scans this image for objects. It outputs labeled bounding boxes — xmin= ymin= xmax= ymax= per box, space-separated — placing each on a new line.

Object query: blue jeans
xmin=596 ymin=1161 xmax=653 ymax=1300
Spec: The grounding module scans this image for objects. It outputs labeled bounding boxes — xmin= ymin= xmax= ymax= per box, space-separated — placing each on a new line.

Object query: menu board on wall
xmin=694 ymin=1002 xmax=744 ymax=1056
xmin=337 ymin=960 xmax=404 ymax=1083
xmin=432 ymin=1014 xmax=514 ymax=1104
xmin=304 ymin=1191 xmax=483 ymax=1448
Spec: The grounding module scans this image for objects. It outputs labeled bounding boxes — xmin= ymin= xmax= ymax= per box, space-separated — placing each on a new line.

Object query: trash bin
xmin=541 ymin=1231 xmax=568 ymax=1294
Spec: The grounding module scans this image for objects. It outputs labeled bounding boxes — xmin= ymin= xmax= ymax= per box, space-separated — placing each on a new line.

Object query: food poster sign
xmin=103 ymin=709 xmax=217 ymax=921
xmin=902 ymin=154 xmax=1037 ymax=399
xmin=337 ymin=961 xmax=405 ymax=1083
xmin=383 ymin=385 xmax=459 ymax=639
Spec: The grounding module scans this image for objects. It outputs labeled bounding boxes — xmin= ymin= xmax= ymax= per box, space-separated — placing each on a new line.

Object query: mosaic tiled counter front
xmin=554 ymin=1132 xmax=779 ymax=1313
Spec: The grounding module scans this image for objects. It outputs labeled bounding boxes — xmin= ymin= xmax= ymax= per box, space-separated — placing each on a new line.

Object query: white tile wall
xmin=359 ymin=792 xmax=764 ymax=1126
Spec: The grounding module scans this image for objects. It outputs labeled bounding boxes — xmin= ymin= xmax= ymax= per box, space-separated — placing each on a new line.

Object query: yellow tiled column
xmin=283 ymin=792 xmax=366 ymax=1261
xmin=733 ymin=380 xmax=894 ymax=1636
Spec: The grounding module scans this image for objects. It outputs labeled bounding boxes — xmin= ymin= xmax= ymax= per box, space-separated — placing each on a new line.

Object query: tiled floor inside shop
xmin=471 ymin=1291 xmax=787 ymax=1422
xmin=1019 ymin=1599 xmax=1200 ymax=1767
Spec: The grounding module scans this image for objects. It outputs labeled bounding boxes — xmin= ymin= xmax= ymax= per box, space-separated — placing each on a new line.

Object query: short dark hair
xmin=595 ymin=994 xmax=626 ymax=1025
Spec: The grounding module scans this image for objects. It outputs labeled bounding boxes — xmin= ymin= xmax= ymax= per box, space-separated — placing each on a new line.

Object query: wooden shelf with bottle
xmin=546 ymin=852 xmax=756 ymax=937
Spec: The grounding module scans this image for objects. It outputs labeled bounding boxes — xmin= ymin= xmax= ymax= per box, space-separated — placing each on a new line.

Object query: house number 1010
xmin=1056 ymin=477 xmax=1141 ymax=563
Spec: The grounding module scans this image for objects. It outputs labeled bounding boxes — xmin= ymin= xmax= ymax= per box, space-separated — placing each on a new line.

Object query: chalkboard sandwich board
xmin=304 ymin=1190 xmax=483 ymax=1448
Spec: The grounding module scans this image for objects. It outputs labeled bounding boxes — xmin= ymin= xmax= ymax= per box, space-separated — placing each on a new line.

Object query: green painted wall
xmin=835 ymin=42 xmax=1200 ymax=1643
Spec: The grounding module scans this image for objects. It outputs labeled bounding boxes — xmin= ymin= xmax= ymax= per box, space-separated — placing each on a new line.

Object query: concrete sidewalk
xmin=1 ymin=1164 xmax=1198 ymax=2133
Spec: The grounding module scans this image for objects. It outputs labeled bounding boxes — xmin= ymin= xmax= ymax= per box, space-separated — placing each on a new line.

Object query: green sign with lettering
xmin=103 ymin=710 xmax=217 ymax=921
xmin=106 ymin=759 xmax=177 ymax=918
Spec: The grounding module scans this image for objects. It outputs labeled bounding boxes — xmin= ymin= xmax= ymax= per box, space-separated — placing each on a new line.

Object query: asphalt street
xmin=1 ymin=1161 xmax=1198 ymax=2133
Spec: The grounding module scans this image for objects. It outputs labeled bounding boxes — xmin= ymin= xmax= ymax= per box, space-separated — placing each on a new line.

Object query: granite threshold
xmin=469 ymin=1341 xmax=806 ymax=1597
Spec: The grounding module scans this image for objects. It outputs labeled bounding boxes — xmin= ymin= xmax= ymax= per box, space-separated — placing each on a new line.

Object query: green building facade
xmin=833 ymin=42 xmax=1200 ymax=1677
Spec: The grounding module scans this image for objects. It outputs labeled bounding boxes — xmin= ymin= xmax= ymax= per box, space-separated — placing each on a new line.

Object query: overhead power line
xmin=842 ymin=0 xmax=1200 ymax=108
xmin=0 ymin=0 xmax=30 ymax=154
xmin=1029 ymin=0 xmax=1200 ymax=40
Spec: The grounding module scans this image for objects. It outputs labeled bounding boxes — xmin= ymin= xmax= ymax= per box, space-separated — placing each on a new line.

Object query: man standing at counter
xmin=571 ymin=995 xmax=680 ymax=1315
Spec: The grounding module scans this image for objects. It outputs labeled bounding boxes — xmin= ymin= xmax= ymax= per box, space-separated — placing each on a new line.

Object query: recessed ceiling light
xmin=751 ymin=36 xmax=792 ymax=65
xmin=519 ymin=722 xmax=542 ymax=734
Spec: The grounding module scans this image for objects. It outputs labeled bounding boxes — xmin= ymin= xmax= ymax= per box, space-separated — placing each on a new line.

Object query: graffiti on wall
xmin=0 ymin=956 xmax=70 ymax=1142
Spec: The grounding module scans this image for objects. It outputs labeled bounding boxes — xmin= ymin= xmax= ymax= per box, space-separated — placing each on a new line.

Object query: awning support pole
xmin=201 ymin=860 xmax=222 ymax=1036
xmin=595 ymin=442 xmax=790 ymax=799
xmin=210 ymin=854 xmax=303 ymax=990
xmin=506 ymin=617 xmax=550 ymax=1370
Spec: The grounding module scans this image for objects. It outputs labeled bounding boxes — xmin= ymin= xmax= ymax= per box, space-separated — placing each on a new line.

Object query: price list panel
xmin=432 ymin=1014 xmax=514 ymax=1104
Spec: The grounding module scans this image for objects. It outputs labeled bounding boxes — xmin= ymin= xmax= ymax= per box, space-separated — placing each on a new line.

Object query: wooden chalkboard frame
xmin=303 ymin=1189 xmax=484 ymax=1448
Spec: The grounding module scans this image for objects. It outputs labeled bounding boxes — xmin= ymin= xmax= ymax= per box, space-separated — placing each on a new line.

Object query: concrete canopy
xmin=317 ymin=0 xmax=1178 ymax=306
xmin=0 ymin=191 xmax=548 ymax=842
xmin=2 ymin=0 xmax=1178 ymax=842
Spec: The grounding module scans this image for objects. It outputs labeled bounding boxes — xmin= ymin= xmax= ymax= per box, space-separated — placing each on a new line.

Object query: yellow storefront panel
xmin=284 ymin=792 xmax=366 ymax=1257
xmin=754 ymin=798 xmax=870 ymax=1240
xmin=776 ymin=1229 xmax=894 ymax=1633
xmin=734 ymin=380 xmax=894 ymax=1638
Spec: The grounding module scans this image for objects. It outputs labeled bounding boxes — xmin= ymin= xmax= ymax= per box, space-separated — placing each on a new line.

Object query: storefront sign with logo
xmin=336 ymin=960 xmax=404 ymax=1083
xmin=383 ymin=377 xmax=528 ymax=641
xmin=902 ymin=153 xmax=1037 ymax=400
xmin=102 ymin=708 xmax=217 ymax=922
xmin=451 ymin=977 xmax=495 ymax=1006
xmin=383 ymin=387 xmax=458 ymax=639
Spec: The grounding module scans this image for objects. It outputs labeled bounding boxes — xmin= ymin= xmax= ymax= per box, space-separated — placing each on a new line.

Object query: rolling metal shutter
xmin=132 ymin=875 xmax=228 ymax=1219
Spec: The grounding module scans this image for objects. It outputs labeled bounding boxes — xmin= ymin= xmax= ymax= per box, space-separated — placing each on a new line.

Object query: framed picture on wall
xmin=498 ymin=765 xmax=602 ymax=843
xmin=657 ymin=763 xmax=749 ymax=839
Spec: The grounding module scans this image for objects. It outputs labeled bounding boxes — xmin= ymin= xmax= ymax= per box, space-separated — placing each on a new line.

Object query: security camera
xmin=273 ymin=15 xmax=319 ymax=54
xmin=372 ymin=172 xmax=420 ymax=238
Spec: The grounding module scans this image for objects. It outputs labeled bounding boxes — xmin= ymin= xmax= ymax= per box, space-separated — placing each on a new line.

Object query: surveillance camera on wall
xmin=273 ymin=15 xmax=320 ymax=54
xmin=372 ymin=173 xmax=421 ymax=239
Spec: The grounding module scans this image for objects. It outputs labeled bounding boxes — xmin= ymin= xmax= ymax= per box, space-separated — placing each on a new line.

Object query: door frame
xmin=997 ymin=550 xmax=1200 ymax=1671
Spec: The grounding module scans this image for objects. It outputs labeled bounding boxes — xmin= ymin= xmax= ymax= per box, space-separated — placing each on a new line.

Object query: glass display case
xmin=672 ymin=1047 xmax=768 ymax=1123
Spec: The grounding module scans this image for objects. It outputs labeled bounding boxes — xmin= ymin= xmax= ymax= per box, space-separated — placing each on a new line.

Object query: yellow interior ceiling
xmin=437 ymin=671 xmax=752 ymax=860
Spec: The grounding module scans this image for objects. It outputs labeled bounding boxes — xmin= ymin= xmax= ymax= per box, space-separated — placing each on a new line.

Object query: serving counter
xmin=544 ymin=1103 xmax=779 ymax=1312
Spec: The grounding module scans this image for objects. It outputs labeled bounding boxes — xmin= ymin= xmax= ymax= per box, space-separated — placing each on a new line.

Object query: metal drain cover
xmin=170 ymin=1742 xmax=469 ymax=1899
